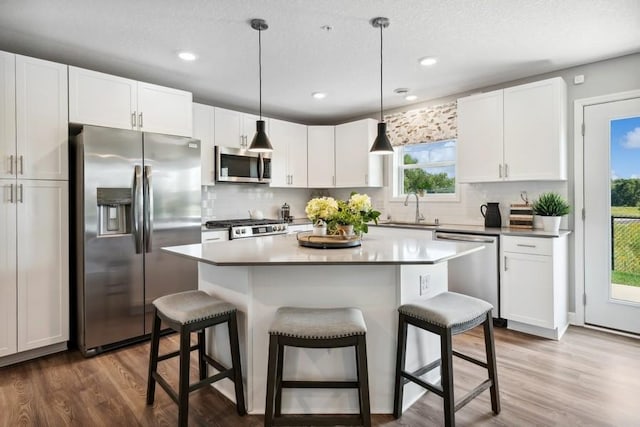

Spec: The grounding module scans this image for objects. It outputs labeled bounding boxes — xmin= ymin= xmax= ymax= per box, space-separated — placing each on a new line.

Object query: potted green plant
xmin=532 ymin=192 xmax=570 ymax=234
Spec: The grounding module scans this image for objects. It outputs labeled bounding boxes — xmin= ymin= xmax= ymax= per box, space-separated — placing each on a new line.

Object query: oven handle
xmin=435 ymin=233 xmax=496 ymax=243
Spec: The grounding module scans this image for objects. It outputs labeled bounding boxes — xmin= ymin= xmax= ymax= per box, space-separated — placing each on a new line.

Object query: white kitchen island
xmin=163 ymin=227 xmax=484 ymax=415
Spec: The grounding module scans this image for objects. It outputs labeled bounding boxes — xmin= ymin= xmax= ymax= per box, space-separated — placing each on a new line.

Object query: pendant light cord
xmin=258 ymin=27 xmax=263 ymax=120
xmin=379 ymin=23 xmax=383 ymax=122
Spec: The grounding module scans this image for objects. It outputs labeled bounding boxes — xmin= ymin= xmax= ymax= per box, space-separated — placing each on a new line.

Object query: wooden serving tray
xmin=296 ymin=231 xmax=362 ymax=249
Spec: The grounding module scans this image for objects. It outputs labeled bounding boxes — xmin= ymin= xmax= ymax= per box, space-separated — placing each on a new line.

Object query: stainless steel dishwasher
xmin=434 ymin=231 xmax=503 ymax=323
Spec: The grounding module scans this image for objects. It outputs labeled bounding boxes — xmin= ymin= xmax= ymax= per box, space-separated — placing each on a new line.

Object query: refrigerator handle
xmin=132 ymin=165 xmax=143 ymax=253
xmin=144 ymin=165 xmax=153 ymax=253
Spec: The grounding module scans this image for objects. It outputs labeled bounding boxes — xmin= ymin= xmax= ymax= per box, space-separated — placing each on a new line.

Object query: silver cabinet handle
xmin=516 ymin=243 xmax=536 ymax=248
xmin=504 ymin=255 xmax=508 ymax=271
xmin=138 ymin=112 xmax=143 ymax=129
xmin=332 ymin=175 xmax=335 ymax=186
xmin=9 ymin=155 xmax=13 ymax=175
xmin=18 ymin=183 xmax=23 ymax=203
xmin=19 ymin=155 xmax=23 ymax=175
xmin=8 ymin=183 xmax=14 ymax=203
xmin=504 ymin=163 xmax=509 ymax=178
xmin=499 ymin=164 xmax=502 ymax=178
xmin=204 ymin=237 xmax=222 ymax=241
xmin=365 ymin=174 xmax=368 ymax=185
xmin=131 ymin=111 xmax=137 ymax=128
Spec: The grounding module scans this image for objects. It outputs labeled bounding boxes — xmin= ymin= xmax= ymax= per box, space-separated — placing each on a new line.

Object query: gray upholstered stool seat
xmin=153 ymin=290 xmax=237 ymax=326
xmin=269 ymin=306 xmax=367 ymax=339
xmin=147 ymin=290 xmax=245 ymax=427
xmin=265 ymin=306 xmax=371 ymax=427
xmin=394 ymin=292 xmax=500 ymax=427
xmin=399 ymin=291 xmax=493 ymax=334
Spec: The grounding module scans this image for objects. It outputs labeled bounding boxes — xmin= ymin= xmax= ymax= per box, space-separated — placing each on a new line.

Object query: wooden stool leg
xmin=393 ymin=314 xmax=408 ymax=418
xmin=483 ymin=312 xmax=501 ymax=414
xmin=356 ymin=335 xmax=372 ymax=427
xmin=177 ymin=326 xmax=191 ymax=427
xmin=227 ymin=312 xmax=246 ymax=415
xmin=146 ymin=309 xmax=161 ymax=405
xmin=264 ymin=335 xmax=278 ymax=427
xmin=440 ymin=328 xmax=455 ymax=427
xmin=197 ymin=329 xmax=206 ymax=381
xmin=274 ymin=342 xmax=285 ymax=417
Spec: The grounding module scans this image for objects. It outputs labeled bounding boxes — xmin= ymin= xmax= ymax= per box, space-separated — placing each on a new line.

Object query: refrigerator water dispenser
xmin=97 ymin=187 xmax=131 ymax=236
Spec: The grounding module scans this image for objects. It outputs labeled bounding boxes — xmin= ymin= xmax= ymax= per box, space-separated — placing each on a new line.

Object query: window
xmin=393 ymin=139 xmax=457 ymax=198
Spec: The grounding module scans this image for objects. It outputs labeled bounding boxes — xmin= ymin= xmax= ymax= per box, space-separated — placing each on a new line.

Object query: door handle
xmin=139 ymin=112 xmax=143 ymax=129
xmin=504 ymin=163 xmax=509 ymax=178
xmin=132 ymin=111 xmax=137 ymax=128
xmin=498 ymin=164 xmax=502 ymax=178
xmin=19 ymin=155 xmax=23 ymax=175
xmin=18 ymin=183 xmax=23 ymax=203
xmin=9 ymin=155 xmax=13 ymax=175
xmin=132 ymin=165 xmax=143 ymax=254
xmin=8 ymin=183 xmax=14 ymax=203
xmin=504 ymin=256 xmax=508 ymax=271
xmin=144 ymin=165 xmax=153 ymax=253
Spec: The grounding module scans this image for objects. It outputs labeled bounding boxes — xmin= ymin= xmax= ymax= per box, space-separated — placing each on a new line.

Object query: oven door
xmin=215 ymin=146 xmax=270 ymax=183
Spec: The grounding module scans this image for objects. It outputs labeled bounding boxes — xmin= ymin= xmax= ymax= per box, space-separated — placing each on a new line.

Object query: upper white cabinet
xmin=69 ymin=67 xmax=193 ymax=137
xmin=269 ymin=119 xmax=307 ymax=187
xmin=1 ymin=53 xmax=68 ymax=181
xmin=193 ymin=103 xmax=215 ymax=185
xmin=457 ymin=77 xmax=567 ymax=183
xmin=335 ymin=119 xmax=383 ymax=187
xmin=213 ymin=107 xmax=261 ymax=149
xmin=307 ymin=126 xmax=335 ymax=188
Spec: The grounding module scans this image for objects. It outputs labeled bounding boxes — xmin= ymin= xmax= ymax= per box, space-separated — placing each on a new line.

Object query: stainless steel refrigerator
xmin=71 ymin=125 xmax=201 ymax=356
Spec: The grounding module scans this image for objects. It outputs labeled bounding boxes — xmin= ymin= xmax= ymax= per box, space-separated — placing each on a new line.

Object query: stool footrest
xmin=402 ymin=358 xmax=442 ymax=386
xmin=153 ymin=372 xmax=179 ymax=405
xmin=271 ymin=415 xmax=363 ymax=426
xmin=400 ymin=371 xmax=443 ymax=397
xmin=455 ymin=379 xmax=493 ymax=412
xmin=189 ymin=369 xmax=233 ymax=393
xmin=157 ymin=344 xmax=199 ymax=362
xmin=203 ymin=353 xmax=228 ymax=373
xmin=453 ymin=350 xmax=488 ymax=369
xmin=281 ymin=380 xmax=359 ymax=389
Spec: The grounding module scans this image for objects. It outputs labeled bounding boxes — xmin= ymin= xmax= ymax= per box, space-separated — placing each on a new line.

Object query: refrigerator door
xmin=143 ymin=132 xmax=201 ymax=333
xmin=77 ymin=126 xmax=145 ymax=351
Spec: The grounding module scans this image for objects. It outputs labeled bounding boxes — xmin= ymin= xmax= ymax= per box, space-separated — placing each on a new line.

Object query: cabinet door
xmin=308 ymin=126 xmax=335 ymax=188
xmin=502 ymin=252 xmax=554 ymax=328
xmin=267 ymin=118 xmax=291 ymax=187
xmin=17 ymin=180 xmax=69 ymax=352
xmin=137 ymin=82 xmax=193 ymax=137
xmin=193 ymin=103 xmax=215 ymax=185
xmin=0 ymin=180 xmax=17 ymax=357
xmin=16 ymin=56 xmax=68 ymax=180
xmin=457 ymin=90 xmax=504 ymax=183
xmin=214 ymin=107 xmax=243 ymax=148
xmin=503 ymin=78 xmax=567 ymax=181
xmin=241 ymin=113 xmax=261 ymax=149
xmin=0 ymin=52 xmax=15 ymax=180
xmin=335 ymin=119 xmax=380 ymax=187
xmin=68 ymin=66 xmax=137 ymax=130
xmin=287 ymin=122 xmax=307 ymax=187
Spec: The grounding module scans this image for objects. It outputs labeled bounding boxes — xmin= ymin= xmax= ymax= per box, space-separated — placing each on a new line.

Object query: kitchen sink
xmin=376 ymin=221 xmax=440 ymax=229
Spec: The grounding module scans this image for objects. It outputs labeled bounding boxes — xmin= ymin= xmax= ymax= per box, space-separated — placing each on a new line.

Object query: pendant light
xmin=369 ymin=17 xmax=394 ymax=155
xmin=248 ymin=18 xmax=273 ymax=152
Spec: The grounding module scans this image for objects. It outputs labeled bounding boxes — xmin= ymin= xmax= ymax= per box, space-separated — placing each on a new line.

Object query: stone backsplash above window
xmin=385 ymin=101 xmax=457 ymax=146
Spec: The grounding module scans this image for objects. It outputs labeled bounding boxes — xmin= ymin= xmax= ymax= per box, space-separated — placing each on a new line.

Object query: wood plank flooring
xmin=1 ymin=325 xmax=638 ymax=426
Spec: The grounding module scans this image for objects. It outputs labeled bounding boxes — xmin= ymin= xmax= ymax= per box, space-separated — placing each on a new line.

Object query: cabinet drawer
xmin=502 ymin=236 xmax=552 ymax=256
xmin=202 ymin=230 xmax=228 ymax=243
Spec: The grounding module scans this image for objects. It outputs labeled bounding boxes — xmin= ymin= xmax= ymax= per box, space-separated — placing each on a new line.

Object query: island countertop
xmin=163 ymin=227 xmax=484 ymax=266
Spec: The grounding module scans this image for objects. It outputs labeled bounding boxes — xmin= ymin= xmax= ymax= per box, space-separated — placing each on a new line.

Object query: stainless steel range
xmin=205 ymin=219 xmax=288 ymax=239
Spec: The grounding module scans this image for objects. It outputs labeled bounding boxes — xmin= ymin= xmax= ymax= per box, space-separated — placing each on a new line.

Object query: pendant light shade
xmin=248 ymin=18 xmax=273 ymax=152
xmin=370 ymin=17 xmax=394 ymax=155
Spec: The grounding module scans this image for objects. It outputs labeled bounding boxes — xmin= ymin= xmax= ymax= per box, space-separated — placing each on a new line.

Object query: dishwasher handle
xmin=435 ymin=232 xmax=496 ymax=243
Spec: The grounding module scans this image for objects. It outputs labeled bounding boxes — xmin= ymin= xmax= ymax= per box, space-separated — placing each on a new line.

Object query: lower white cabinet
xmin=501 ymin=234 xmax=568 ymax=339
xmin=0 ymin=180 xmax=69 ymax=359
xmin=202 ymin=229 xmax=229 ymax=243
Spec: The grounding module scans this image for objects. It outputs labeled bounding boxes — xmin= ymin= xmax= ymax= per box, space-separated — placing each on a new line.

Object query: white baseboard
xmin=568 ymin=311 xmax=578 ymax=325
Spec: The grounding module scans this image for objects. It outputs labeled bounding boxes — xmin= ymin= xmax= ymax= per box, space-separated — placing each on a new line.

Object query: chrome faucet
xmin=404 ymin=191 xmax=425 ymax=223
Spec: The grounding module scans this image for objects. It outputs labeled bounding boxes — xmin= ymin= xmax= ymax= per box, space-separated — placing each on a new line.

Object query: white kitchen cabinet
xmin=307 ymin=126 xmax=335 ymax=188
xmin=193 ymin=103 xmax=215 ymax=185
xmin=0 ymin=180 xmax=69 ymax=359
xmin=335 ymin=119 xmax=383 ymax=187
xmin=69 ymin=66 xmax=193 ymax=137
xmin=501 ymin=234 xmax=568 ymax=340
xmin=214 ymin=107 xmax=263 ymax=150
xmin=0 ymin=53 xmax=68 ymax=181
xmin=269 ymin=119 xmax=307 ymax=187
xmin=457 ymin=77 xmax=567 ymax=183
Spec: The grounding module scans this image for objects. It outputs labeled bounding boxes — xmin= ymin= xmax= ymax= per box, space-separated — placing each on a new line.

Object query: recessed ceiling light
xmin=312 ymin=92 xmax=327 ymax=99
xmin=178 ymin=51 xmax=197 ymax=61
xmin=320 ymin=25 xmax=333 ymax=32
xmin=405 ymin=95 xmax=418 ymax=101
xmin=419 ymin=57 xmax=438 ymax=66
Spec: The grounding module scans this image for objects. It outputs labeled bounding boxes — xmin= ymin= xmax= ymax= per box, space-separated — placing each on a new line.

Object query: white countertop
xmin=164 ymin=227 xmax=485 ymax=266
xmin=375 ymin=222 xmax=571 ymax=238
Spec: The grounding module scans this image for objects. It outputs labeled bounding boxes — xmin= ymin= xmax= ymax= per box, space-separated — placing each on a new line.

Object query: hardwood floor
xmin=1 ymin=325 xmax=638 ymax=426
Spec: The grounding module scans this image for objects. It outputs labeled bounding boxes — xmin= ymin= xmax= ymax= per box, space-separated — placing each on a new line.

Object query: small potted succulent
xmin=532 ymin=192 xmax=570 ymax=234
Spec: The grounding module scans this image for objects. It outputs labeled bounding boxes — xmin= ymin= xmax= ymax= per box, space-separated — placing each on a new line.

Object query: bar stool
xmin=146 ymin=290 xmax=246 ymax=427
xmin=265 ymin=307 xmax=371 ymax=427
xmin=394 ymin=292 xmax=500 ymax=427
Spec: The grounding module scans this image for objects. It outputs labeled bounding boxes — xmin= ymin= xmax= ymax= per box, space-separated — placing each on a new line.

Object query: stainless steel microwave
xmin=215 ymin=146 xmax=271 ymax=183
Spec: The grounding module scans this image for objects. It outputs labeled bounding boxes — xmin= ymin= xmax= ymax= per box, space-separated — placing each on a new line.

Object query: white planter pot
xmin=540 ymin=216 xmax=561 ymax=234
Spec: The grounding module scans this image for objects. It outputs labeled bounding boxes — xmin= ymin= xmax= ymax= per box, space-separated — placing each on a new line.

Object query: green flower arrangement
xmin=532 ymin=192 xmax=571 ymax=216
xmin=305 ymin=193 xmax=381 ymax=235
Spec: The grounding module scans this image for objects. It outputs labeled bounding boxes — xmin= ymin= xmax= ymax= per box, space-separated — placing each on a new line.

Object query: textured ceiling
xmin=0 ymin=0 xmax=638 ymax=124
